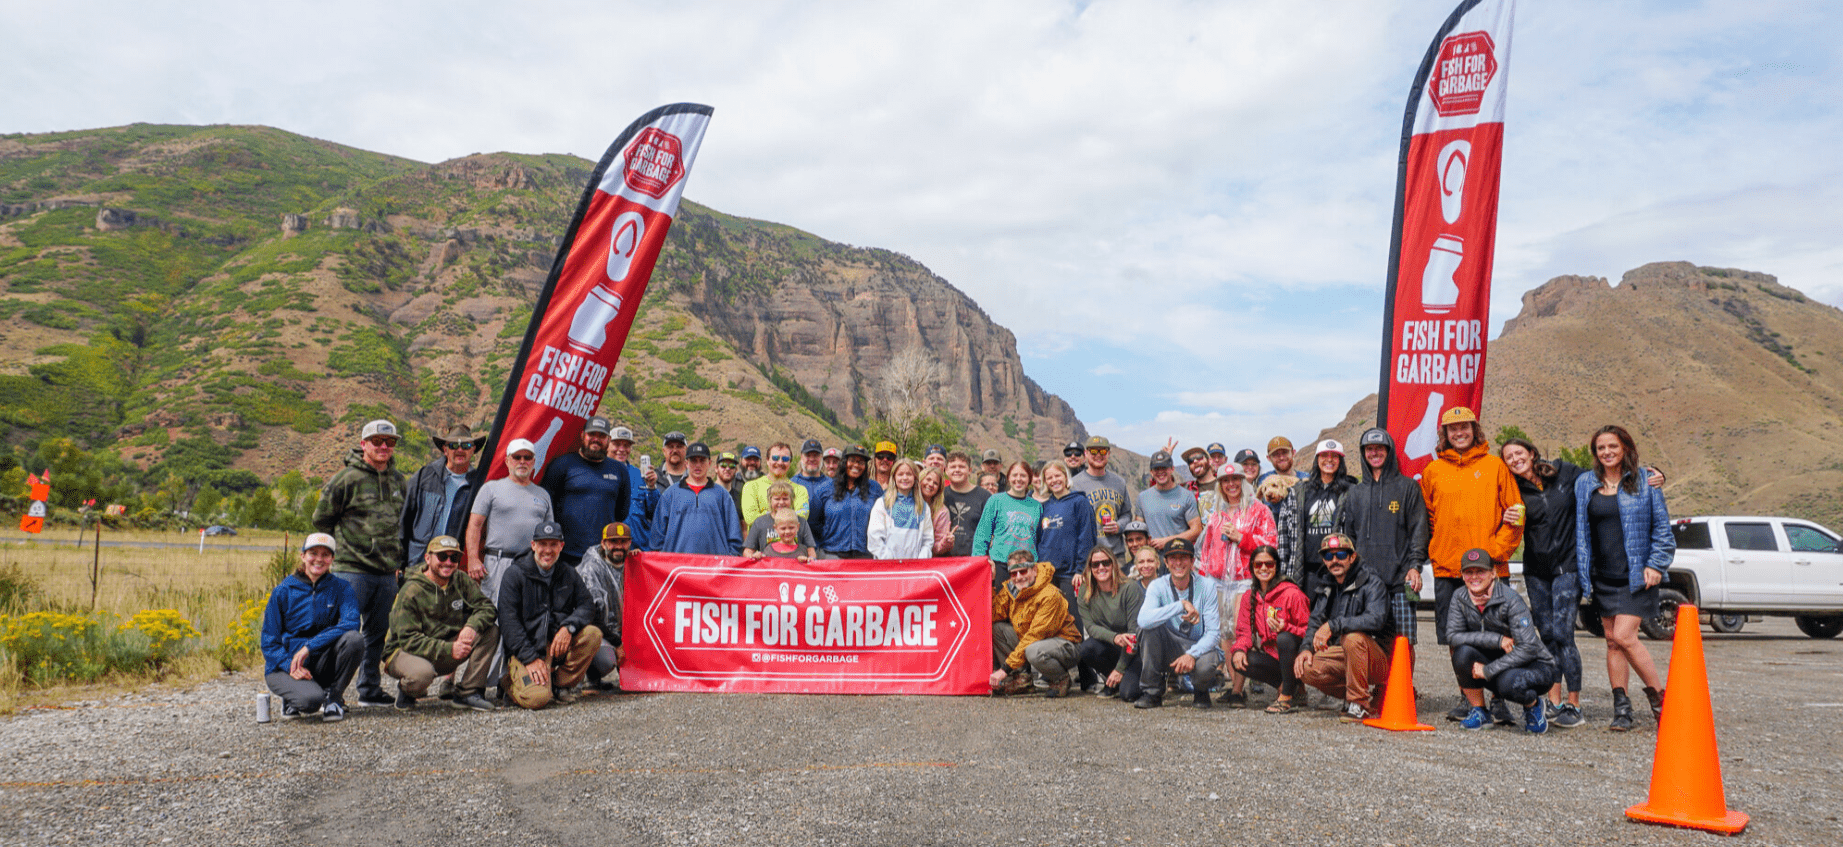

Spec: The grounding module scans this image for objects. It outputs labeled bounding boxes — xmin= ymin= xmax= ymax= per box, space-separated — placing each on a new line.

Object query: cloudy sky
xmin=4 ymin=0 xmax=1838 ymax=455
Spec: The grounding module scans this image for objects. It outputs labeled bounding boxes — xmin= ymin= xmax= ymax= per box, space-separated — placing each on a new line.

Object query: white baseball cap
xmin=610 ymin=426 xmax=635 ymax=442
xmin=360 ymin=420 xmax=398 ymax=441
xmin=506 ymin=438 xmax=537 ymax=457
xmin=1316 ymin=439 xmax=1345 ymax=456
xmin=302 ymin=532 xmax=337 ymax=552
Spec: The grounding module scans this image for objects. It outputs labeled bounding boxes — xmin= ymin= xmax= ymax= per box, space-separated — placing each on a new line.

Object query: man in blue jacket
xmin=609 ymin=426 xmax=654 ymax=550
xmin=261 ymin=533 xmax=364 ymax=722
xmin=654 ymin=442 xmax=743 ymax=555
xmin=1133 ymin=539 xmax=1221 ymax=709
xmin=400 ymin=424 xmax=482 ymax=571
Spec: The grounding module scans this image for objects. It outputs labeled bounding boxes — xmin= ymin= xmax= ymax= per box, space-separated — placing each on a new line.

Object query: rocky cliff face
xmin=1315 ymin=261 xmax=1843 ymax=526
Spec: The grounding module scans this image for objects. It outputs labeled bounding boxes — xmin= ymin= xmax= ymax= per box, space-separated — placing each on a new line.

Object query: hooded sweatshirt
xmin=991 ymin=561 xmax=1081 ymax=670
xmin=260 ymin=571 xmax=360 ymax=675
xmin=313 ymin=447 xmax=407 ymax=576
xmin=1035 ymin=490 xmax=1097 ymax=580
xmin=1230 ymin=579 xmax=1310 ymax=660
xmin=1292 ymin=455 xmax=1357 ymax=583
xmin=1338 ymin=429 xmax=1431 ymax=587
xmin=383 ymin=564 xmax=496 ymax=665
xmin=1419 ymin=440 xmax=1524 ymax=578
xmin=1512 ymin=459 xmax=1587 ymax=581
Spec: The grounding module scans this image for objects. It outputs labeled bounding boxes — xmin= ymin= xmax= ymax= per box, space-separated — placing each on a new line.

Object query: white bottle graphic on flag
xmin=1422 ymin=235 xmax=1463 ymax=314
xmin=1404 ymin=391 xmax=1445 ymax=460
xmin=530 ymin=417 xmax=563 ymax=475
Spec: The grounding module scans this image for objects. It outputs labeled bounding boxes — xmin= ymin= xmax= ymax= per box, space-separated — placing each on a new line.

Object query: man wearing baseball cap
xmin=466 ymin=438 xmax=555 ymax=606
xmin=980 ymin=448 xmax=1003 ymax=479
xmin=1206 ymin=443 xmax=1229 ymax=475
xmin=742 ymin=442 xmax=810 ymax=529
xmin=1132 ymin=538 xmax=1220 ymax=709
xmin=1138 ymin=451 xmax=1201 ymax=551
xmin=649 ymin=431 xmax=691 ymax=490
xmin=990 ymin=550 xmax=1082 ymax=697
xmin=607 ymin=425 xmax=654 ymax=551
xmin=1293 ymin=439 xmax=1357 ymax=596
xmin=1448 ymin=548 xmax=1558 ymax=732
xmin=922 ymin=444 xmax=948 ymax=473
xmin=312 ymin=419 xmax=407 ymax=709
xmin=498 ymin=521 xmax=602 ymax=709
xmin=1417 ymin=405 xmax=1524 ymax=721
xmin=1340 ymin=428 xmax=1429 ymax=654
xmin=540 ymin=416 xmax=631 ymax=570
xmin=1069 ymin=435 xmax=1136 ymax=559
xmin=872 ymin=441 xmax=900 ymax=489
xmin=401 ymin=424 xmax=483 ymax=573
xmin=573 ymin=522 xmax=632 ymax=691
xmin=1257 ymin=436 xmax=1309 ymax=485
xmin=793 ymin=439 xmax=830 ymax=505
xmin=1294 ymin=533 xmax=1393 ymax=722
xmin=1062 ymin=441 xmax=1085 ymax=475
xmin=383 ymin=535 xmax=499 ymax=712
xmin=739 ymin=445 xmax=764 ymax=482
xmin=1182 ymin=446 xmax=1223 ymax=522
xmin=653 ymin=442 xmax=743 ymax=555
xmin=822 ymin=446 xmax=843 ymax=477
xmin=261 ymin=533 xmax=363 ymax=721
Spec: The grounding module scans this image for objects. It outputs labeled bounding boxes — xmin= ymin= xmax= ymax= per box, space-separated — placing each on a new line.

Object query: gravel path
xmin=2 ymin=617 xmax=1836 ymax=846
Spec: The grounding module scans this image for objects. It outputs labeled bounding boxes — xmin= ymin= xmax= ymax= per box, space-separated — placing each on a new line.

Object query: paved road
xmin=0 ymin=617 xmax=1835 ymax=846
xmin=0 ymin=532 xmax=283 ymax=553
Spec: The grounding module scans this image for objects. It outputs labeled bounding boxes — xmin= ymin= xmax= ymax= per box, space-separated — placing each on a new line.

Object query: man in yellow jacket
xmin=1418 ymin=406 xmax=1525 ymax=721
xmin=991 ymin=551 xmax=1082 ymax=697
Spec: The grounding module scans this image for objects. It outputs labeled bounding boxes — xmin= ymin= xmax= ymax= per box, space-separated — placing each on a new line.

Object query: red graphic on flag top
xmin=1428 ymin=32 xmax=1497 ymax=117
xmin=622 ymin=128 xmax=686 ymax=198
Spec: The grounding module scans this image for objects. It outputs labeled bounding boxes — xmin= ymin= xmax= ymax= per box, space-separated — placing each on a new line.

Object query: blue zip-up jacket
xmin=654 ymin=479 xmax=743 ymax=555
xmin=624 ymin=461 xmax=655 ymax=551
xmin=1573 ymin=470 xmax=1674 ymax=596
xmin=1136 ymin=572 xmax=1222 ymax=658
xmin=793 ymin=472 xmax=830 ymax=534
xmin=260 ymin=572 xmax=360 ymax=675
xmin=812 ymin=477 xmax=883 ymax=555
xmin=1036 ymin=491 xmax=1096 ymax=579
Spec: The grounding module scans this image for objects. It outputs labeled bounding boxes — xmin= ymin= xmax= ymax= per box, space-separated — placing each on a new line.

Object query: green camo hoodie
xmin=313 ymin=447 xmax=407 ymax=575
xmin=383 ymin=564 xmax=496 ymax=665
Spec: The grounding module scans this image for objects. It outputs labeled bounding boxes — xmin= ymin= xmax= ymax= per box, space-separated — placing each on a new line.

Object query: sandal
xmin=1264 ymin=698 xmax=1296 ymax=714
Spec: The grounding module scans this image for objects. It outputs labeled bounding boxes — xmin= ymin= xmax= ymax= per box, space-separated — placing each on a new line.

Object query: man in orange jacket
xmin=1418 ymin=406 xmax=1524 ymax=722
xmin=991 ymin=551 xmax=1082 ymax=697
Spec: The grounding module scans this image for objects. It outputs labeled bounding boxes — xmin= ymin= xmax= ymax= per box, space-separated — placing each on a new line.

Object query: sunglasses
xmin=1063 ymin=450 xmax=1082 ymax=457
xmin=1088 ymin=560 xmax=1112 ymax=568
xmin=1324 ymin=550 xmax=1353 ymax=561
xmin=433 ymin=552 xmax=463 ymax=563
xmin=770 ymin=455 xmax=792 ymax=462
xmin=1251 ymin=560 xmax=1278 ymax=569
xmin=1086 ymin=448 xmax=1110 ymax=455
xmin=509 ymin=454 xmax=535 ymax=461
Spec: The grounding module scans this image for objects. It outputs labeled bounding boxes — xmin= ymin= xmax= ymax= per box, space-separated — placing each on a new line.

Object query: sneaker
xmin=551 ymin=686 xmax=578 ymax=706
xmin=1446 ymin=701 xmax=1473 ymax=721
xmin=1489 ymin=696 xmax=1517 ymax=726
xmin=1097 ymin=685 xmax=1118 ymax=700
xmin=1081 ymin=682 xmax=1106 ymax=695
xmin=590 ymin=679 xmax=619 ymax=694
xmin=1339 ymin=701 xmax=1373 ymax=723
xmin=451 ymin=693 xmax=498 ymax=712
xmin=280 ymin=704 xmax=304 ymax=720
xmin=321 ymin=701 xmax=347 ymax=723
xmin=1192 ymin=690 xmax=1213 ymax=709
xmin=1551 ymin=703 xmax=1585 ymax=728
xmin=1221 ymin=692 xmax=1247 ymax=709
xmin=1524 ymin=701 xmax=1549 ymax=735
xmin=356 ymin=692 xmax=394 ymax=709
xmin=1132 ymin=694 xmax=1163 ymax=710
xmin=1459 ymin=705 xmax=1492 ymax=730
xmin=394 ymin=690 xmax=417 ymax=711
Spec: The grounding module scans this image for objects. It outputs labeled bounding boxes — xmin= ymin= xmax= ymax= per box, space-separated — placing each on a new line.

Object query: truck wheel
xmin=1578 ymin=605 xmax=1604 ymax=637
xmin=1640 ymin=588 xmax=1688 ymax=640
xmin=1708 ymin=613 xmax=1746 ymax=634
xmin=1794 ymin=615 xmax=1843 ymax=639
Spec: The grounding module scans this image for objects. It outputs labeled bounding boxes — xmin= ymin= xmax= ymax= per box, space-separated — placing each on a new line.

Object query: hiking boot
xmin=1489 ymin=696 xmax=1517 ymax=726
xmin=1459 ymin=705 xmax=1492 ymax=730
xmin=1221 ymin=692 xmax=1248 ymax=709
xmin=1132 ymin=694 xmax=1163 ymax=710
xmin=1552 ymin=703 xmax=1585 ymax=728
xmin=1192 ymin=690 xmax=1213 ymax=709
xmin=1446 ymin=701 xmax=1473 ymax=722
xmin=451 ymin=693 xmax=498 ymax=712
xmin=1524 ymin=700 xmax=1548 ymax=734
xmin=1044 ymin=676 xmax=1072 ymax=698
xmin=1339 ymin=701 xmax=1374 ymax=723
xmin=551 ymin=686 xmax=579 ymax=706
xmin=1609 ymin=688 xmax=1634 ymax=732
xmin=321 ymin=700 xmax=347 ymax=723
xmin=394 ymin=690 xmax=417 ymax=711
xmin=1643 ymin=686 xmax=1665 ymax=721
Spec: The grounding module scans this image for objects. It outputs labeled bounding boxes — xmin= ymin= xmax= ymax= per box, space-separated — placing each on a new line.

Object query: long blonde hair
xmin=882 ymin=459 xmax=925 ymax=511
xmin=917 ymin=465 xmax=947 ymax=515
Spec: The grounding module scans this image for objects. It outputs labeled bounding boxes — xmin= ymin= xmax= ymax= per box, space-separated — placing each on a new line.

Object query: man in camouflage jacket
xmin=313 ymin=419 xmax=408 ymax=707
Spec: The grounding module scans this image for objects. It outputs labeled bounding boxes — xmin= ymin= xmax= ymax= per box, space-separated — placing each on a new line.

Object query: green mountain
xmin=0 ymin=123 xmax=1086 ymax=515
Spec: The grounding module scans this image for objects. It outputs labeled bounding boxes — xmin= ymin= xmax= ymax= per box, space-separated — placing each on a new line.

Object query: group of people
xmin=261 ymin=408 xmax=1677 ymax=736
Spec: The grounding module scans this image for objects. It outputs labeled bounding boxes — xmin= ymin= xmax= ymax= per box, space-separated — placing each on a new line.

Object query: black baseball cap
xmin=1233 ymin=449 xmax=1259 ymax=464
xmin=844 ymin=444 xmax=870 ymax=460
xmin=1461 ymin=548 xmax=1493 ymax=570
xmin=663 ymin=430 xmax=688 ymax=444
xmin=1149 ymin=450 xmax=1174 ymax=470
xmin=1063 ymin=441 xmax=1082 ymax=456
xmin=531 ymin=521 xmax=564 ymax=542
xmin=1160 ymin=538 xmax=1195 ymax=557
xmin=583 ymin=416 xmax=612 ymax=435
xmin=685 ymin=442 xmax=711 ymax=459
xmin=801 ymin=438 xmax=823 ymax=455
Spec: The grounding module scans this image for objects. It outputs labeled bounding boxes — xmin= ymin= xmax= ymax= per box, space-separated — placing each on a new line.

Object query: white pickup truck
xmin=1653 ymin=515 xmax=1843 ymax=640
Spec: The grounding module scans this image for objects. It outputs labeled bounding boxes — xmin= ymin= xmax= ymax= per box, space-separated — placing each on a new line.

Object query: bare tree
xmin=868 ymin=346 xmax=955 ymax=454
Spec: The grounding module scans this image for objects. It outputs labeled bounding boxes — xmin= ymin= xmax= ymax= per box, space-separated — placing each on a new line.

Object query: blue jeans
xmin=1523 ymin=573 xmax=1583 ymax=693
xmin=334 ymin=570 xmax=397 ymax=700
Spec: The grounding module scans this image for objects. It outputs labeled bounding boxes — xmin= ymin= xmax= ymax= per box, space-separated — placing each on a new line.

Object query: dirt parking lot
xmin=1 ymin=616 xmax=1837 ymax=847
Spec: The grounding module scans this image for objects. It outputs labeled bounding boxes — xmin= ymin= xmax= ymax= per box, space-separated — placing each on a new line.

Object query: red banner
xmin=1377 ymin=0 xmax=1515 ymax=477
xmin=479 ymin=104 xmax=713 ymax=480
xmin=621 ymin=553 xmax=993 ymax=695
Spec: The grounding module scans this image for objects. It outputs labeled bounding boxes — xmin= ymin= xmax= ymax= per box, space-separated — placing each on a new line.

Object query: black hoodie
xmin=1338 ymin=429 xmax=1430 ymax=587
xmin=1293 ymin=453 xmax=1357 ymax=583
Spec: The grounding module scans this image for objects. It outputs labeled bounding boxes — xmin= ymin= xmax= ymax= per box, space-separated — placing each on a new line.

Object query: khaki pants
xmin=504 ymin=625 xmax=602 ymax=710
xmin=991 ymin=622 xmax=1079 ymax=683
xmin=384 ymin=625 xmax=501 ymax=699
xmin=1300 ymin=631 xmax=1391 ymax=709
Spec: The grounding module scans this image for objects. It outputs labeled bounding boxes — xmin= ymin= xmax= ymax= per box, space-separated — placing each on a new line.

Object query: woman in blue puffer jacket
xmin=1573 ymin=425 xmax=1674 ymax=732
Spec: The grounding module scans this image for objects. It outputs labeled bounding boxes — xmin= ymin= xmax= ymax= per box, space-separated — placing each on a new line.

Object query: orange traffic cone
xmin=1363 ymin=636 xmax=1433 ymax=731
xmin=1625 ymin=603 xmax=1749 ymax=834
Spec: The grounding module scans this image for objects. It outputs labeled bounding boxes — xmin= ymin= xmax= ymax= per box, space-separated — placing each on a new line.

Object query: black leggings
xmin=1237 ymin=632 xmax=1302 ymax=698
xmin=1076 ymin=638 xmax=1143 ymax=702
xmin=1450 ymin=644 xmax=1558 ymax=706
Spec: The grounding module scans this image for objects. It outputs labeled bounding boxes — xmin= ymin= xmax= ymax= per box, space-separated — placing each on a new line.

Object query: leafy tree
xmin=193 ymin=485 xmax=223 ymax=523
xmin=1494 ymin=425 xmax=1531 ymax=447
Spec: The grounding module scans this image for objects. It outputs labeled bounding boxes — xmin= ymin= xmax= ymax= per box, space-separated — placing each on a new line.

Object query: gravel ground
xmin=1 ymin=616 xmax=1837 ymax=847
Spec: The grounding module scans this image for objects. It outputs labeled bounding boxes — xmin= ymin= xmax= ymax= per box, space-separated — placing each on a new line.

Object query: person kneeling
xmin=500 ymin=521 xmax=603 ymax=709
xmin=990 ymin=551 xmax=1082 ymax=697
xmin=384 ymin=535 xmax=500 ymax=712
xmin=262 ymin=533 xmax=365 ymax=722
xmin=1295 ymin=534 xmax=1393 ymax=723
xmin=1448 ymin=548 xmax=1561 ymax=733
xmin=1132 ymin=539 xmax=1221 ymax=709
xmin=1230 ymin=545 xmax=1310 ymax=713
